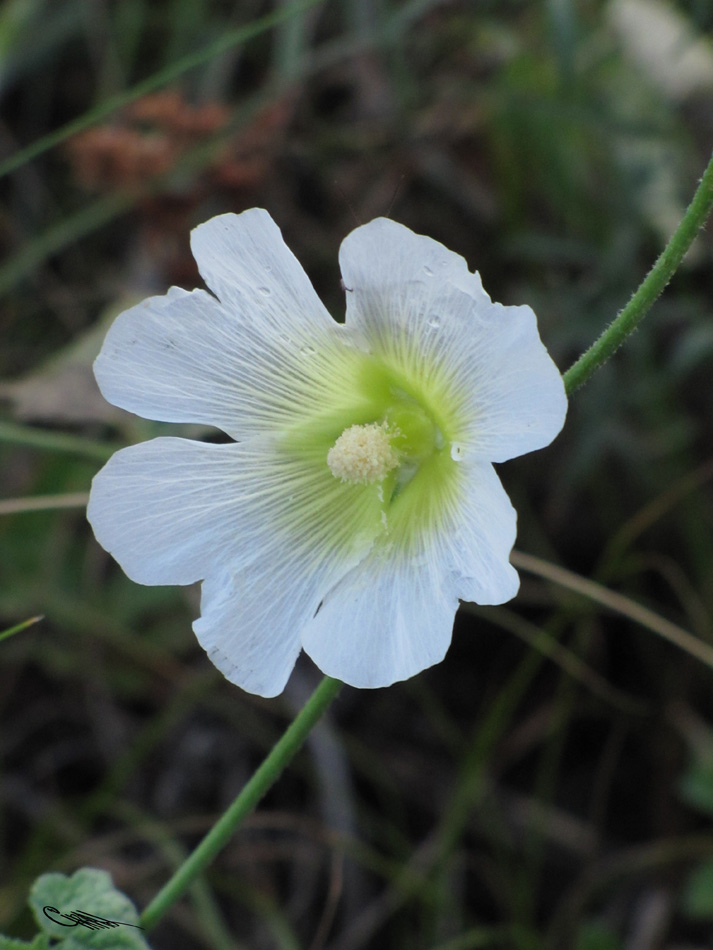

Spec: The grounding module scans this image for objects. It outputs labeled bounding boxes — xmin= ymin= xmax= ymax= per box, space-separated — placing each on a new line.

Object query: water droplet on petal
xmin=300 ymin=344 xmax=316 ymax=355
xmin=427 ymin=315 xmax=441 ymax=329
xmin=423 ymin=265 xmax=434 ymax=276
xmin=258 ymin=286 xmax=271 ymax=296
xmin=450 ymin=443 xmax=464 ymax=461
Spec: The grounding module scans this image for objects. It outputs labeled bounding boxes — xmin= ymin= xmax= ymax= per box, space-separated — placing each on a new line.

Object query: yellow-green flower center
xmin=384 ymin=400 xmax=440 ymax=459
xmin=283 ymin=350 xmax=460 ymax=550
xmin=279 ymin=348 xmax=461 ymax=553
xmin=326 ymin=394 xmax=443 ymax=497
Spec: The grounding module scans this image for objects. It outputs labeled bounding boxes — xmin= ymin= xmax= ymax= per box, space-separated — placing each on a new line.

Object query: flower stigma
xmin=327 ymin=422 xmax=399 ymax=484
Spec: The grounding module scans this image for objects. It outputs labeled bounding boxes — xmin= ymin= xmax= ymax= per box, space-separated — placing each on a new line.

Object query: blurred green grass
xmin=2 ymin=0 xmax=713 ymax=947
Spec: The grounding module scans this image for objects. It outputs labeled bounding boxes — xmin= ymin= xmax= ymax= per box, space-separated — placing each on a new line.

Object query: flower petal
xmin=193 ymin=472 xmax=393 ymax=696
xmin=456 ymin=302 xmax=568 ymax=463
xmin=339 ymin=218 xmax=567 ymax=463
xmin=443 ymin=459 xmax=520 ymax=605
xmin=190 ymin=209 xmax=335 ymax=334
xmin=301 ymin=455 xmax=519 ymax=688
xmin=94 ymin=210 xmax=367 ymax=439
xmin=193 ymin=563 xmax=307 ymax=698
xmin=300 ymin=542 xmax=460 ymax=689
xmin=88 ymin=437 xmax=248 ymax=586
xmin=88 ymin=434 xmax=386 ymax=696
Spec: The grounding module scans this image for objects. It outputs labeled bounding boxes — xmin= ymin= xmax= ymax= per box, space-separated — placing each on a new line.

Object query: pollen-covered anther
xmin=327 ymin=422 xmax=399 ymax=484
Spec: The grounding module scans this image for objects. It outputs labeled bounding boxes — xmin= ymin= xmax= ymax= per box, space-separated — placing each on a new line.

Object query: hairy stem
xmin=139 ymin=675 xmax=343 ymax=932
xmin=564 ymin=151 xmax=713 ymax=395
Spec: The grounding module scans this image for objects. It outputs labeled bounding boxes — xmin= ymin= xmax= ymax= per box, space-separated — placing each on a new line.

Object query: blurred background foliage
xmin=1 ymin=0 xmax=713 ymax=947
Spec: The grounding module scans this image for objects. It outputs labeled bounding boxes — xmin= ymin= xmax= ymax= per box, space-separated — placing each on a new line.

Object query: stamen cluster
xmin=327 ymin=422 xmax=399 ymax=484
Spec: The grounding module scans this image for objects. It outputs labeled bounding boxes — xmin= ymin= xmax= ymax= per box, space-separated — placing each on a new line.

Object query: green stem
xmin=139 ymin=675 xmax=343 ymax=932
xmin=563 ymin=150 xmax=713 ymax=395
xmin=0 ymin=420 xmax=118 ymax=461
xmin=0 ymin=614 xmax=43 ymax=643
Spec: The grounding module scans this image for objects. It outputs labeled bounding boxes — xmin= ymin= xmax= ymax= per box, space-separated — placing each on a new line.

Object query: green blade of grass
xmin=0 ymin=614 xmax=43 ymax=643
xmin=0 ymin=0 xmax=325 ymax=180
xmin=512 ymin=550 xmax=713 ymax=671
xmin=0 ymin=491 xmax=89 ymax=516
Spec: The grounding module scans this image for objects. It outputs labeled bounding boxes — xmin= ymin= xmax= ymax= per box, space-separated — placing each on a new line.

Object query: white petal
xmin=301 ymin=456 xmax=519 ymax=688
xmin=88 ymin=438 xmax=249 ymax=586
xmin=95 ymin=210 xmax=365 ymax=439
xmin=339 ymin=218 xmax=567 ymax=463
xmin=340 ymin=217 xmax=491 ymax=312
xmin=445 ymin=459 xmax=520 ymax=605
xmin=190 ymin=209 xmax=335 ymax=334
xmin=457 ymin=302 xmax=568 ymax=463
xmin=193 ymin=557 xmax=318 ymax=699
xmin=301 ymin=541 xmax=460 ymax=689
xmin=88 ymin=434 xmax=384 ymax=696
xmin=192 ymin=566 xmax=306 ymax=699
xmin=193 ymin=468 xmax=388 ymax=696
xmin=89 ymin=431 xmax=380 ymax=578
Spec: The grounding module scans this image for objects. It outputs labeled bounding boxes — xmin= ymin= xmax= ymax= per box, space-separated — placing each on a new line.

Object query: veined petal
xmin=339 ymin=218 xmax=567 ymax=463
xmin=193 ymin=556 xmax=317 ymax=699
xmin=341 ymin=217 xmax=491 ymax=317
xmin=88 ymin=438 xmax=245 ymax=585
xmin=87 ymin=434 xmax=385 ymax=696
xmin=94 ymin=210 xmax=369 ymax=439
xmin=88 ymin=435 xmax=381 ymax=585
xmin=190 ymin=209 xmax=335 ymax=334
xmin=443 ymin=459 xmax=520 ymax=604
xmin=455 ymin=302 xmax=567 ymax=463
xmin=301 ymin=455 xmax=519 ymax=689
xmin=301 ymin=541 xmax=459 ymax=689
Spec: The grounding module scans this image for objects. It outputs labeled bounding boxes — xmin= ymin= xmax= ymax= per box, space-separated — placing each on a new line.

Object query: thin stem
xmin=512 ymin=550 xmax=713 ymax=671
xmin=0 ymin=420 xmax=118 ymax=461
xmin=0 ymin=492 xmax=89 ymax=516
xmin=563 ymin=150 xmax=713 ymax=395
xmin=139 ymin=675 xmax=343 ymax=932
xmin=0 ymin=615 xmax=43 ymax=644
xmin=273 ymin=0 xmax=312 ymax=82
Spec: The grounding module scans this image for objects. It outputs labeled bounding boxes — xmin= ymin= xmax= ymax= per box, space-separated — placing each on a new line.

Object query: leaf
xmin=29 ymin=868 xmax=151 ymax=949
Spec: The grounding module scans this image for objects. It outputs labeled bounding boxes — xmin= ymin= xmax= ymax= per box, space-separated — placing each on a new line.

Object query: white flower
xmin=87 ymin=209 xmax=567 ymax=697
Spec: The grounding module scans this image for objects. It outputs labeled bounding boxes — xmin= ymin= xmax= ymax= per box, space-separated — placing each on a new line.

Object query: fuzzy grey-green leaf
xmin=29 ymin=868 xmax=150 ymax=949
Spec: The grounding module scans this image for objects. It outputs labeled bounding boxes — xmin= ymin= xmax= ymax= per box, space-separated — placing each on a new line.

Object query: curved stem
xmin=563 ymin=150 xmax=713 ymax=395
xmin=139 ymin=675 xmax=343 ymax=932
